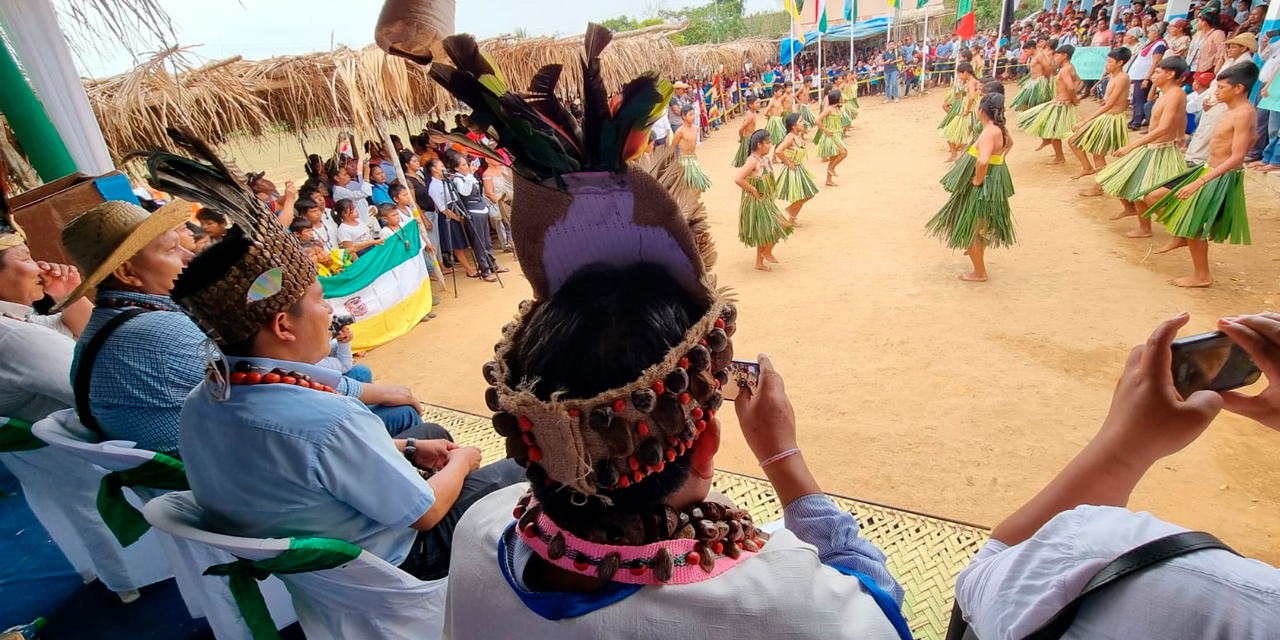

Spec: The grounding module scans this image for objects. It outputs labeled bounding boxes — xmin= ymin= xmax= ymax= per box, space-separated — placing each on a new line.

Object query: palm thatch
xmin=677 ymin=38 xmax=778 ymax=79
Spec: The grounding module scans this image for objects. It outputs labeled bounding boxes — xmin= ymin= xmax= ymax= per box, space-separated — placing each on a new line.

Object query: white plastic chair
xmin=0 ymin=417 xmax=172 ymax=599
xmin=32 ymin=409 xmax=297 ymax=640
xmin=144 ymin=491 xmax=449 ymax=640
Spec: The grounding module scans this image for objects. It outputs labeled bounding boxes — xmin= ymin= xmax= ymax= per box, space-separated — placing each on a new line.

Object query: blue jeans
xmin=884 ymin=69 xmax=900 ymax=100
xmin=1263 ymin=110 xmax=1280 ymax=165
xmin=346 ymin=363 xmax=374 ymax=383
xmin=370 ymin=404 xmax=420 ymax=437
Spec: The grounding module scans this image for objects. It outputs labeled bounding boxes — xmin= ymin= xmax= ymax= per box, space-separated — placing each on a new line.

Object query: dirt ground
xmin=233 ymin=88 xmax=1280 ymax=562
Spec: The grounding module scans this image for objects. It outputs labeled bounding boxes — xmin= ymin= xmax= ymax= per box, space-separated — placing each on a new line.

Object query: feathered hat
xmin=420 ymin=25 xmax=736 ymax=499
xmin=158 ymin=128 xmax=317 ymax=346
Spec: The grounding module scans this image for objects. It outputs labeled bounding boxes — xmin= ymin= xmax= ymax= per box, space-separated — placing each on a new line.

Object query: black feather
xmin=580 ymin=23 xmax=612 ymax=171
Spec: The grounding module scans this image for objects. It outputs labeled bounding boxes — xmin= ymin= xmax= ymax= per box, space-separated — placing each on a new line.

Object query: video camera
xmin=330 ymin=313 xmax=355 ymax=337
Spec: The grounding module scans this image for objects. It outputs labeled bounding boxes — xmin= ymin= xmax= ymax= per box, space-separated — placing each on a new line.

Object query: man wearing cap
xmin=64 ymin=201 xmax=426 ymax=457
xmin=171 ymin=219 xmax=522 ymax=585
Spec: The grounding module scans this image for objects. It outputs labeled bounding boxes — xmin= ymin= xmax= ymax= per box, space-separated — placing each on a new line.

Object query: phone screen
xmin=722 ymin=360 xmax=761 ymax=402
xmin=1170 ymin=331 xmax=1262 ymax=398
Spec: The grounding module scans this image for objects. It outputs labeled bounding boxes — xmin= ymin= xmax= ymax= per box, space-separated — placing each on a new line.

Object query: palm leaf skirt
xmin=926 ymin=154 xmax=1017 ymax=249
xmin=1069 ymin=112 xmax=1129 ymax=156
xmin=938 ymin=96 xmax=964 ymax=130
xmin=941 ymin=110 xmax=979 ymax=146
xmin=815 ymin=128 xmax=847 ymax=159
xmin=1095 ymin=142 xmax=1186 ymax=201
xmin=842 ymin=100 xmax=859 ymax=121
xmin=1016 ymin=101 xmax=1078 ymax=140
xmin=1010 ymin=76 xmax=1053 ymax=111
xmin=799 ymin=103 xmax=817 ymax=126
xmin=680 ymin=154 xmax=712 ymax=191
xmin=732 ymin=135 xmax=752 ymax=168
xmin=739 ymin=174 xmax=793 ymax=247
xmin=765 ymin=116 xmax=787 ymax=145
xmin=848 ymin=93 xmax=860 ymax=109
xmin=775 ymin=161 xmax=820 ymax=203
xmin=1145 ymin=166 xmax=1250 ymax=244
xmin=821 ymin=113 xmax=845 ymax=139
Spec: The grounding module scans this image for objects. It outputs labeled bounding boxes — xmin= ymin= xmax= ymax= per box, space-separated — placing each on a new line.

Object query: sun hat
xmin=56 ymin=199 xmax=191 ymax=309
xmin=1127 ymin=26 xmax=1145 ymax=37
xmin=672 ymin=81 xmax=690 ymax=89
xmin=1224 ymin=32 xmax=1258 ymax=51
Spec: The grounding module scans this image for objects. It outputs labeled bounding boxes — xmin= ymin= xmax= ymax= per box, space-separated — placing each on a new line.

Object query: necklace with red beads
xmin=96 ymin=297 xmax=172 ymax=312
xmin=226 ymin=361 xmax=336 ymax=393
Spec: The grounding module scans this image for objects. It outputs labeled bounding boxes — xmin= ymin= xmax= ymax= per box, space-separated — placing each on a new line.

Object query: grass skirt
xmin=775 ymin=155 xmax=820 ymax=203
xmin=739 ymin=174 xmax=793 ymax=247
xmin=1069 ymin=112 xmax=1129 ymax=156
xmin=765 ymin=116 xmax=786 ymax=145
xmin=1016 ymin=101 xmax=1078 ymax=140
xmin=1095 ymin=142 xmax=1185 ymax=201
xmin=842 ymin=100 xmax=859 ymax=122
xmin=938 ymin=93 xmax=964 ymax=130
xmin=1145 ymin=166 xmax=1250 ymax=244
xmin=798 ymin=103 xmax=817 ymax=127
xmin=680 ymin=154 xmax=712 ymax=191
xmin=1010 ymin=76 xmax=1053 ymax=111
xmin=815 ymin=127 xmax=847 ymax=159
xmin=927 ymin=152 xmax=1017 ymax=249
xmin=941 ymin=110 xmax=979 ymax=146
xmin=732 ymin=135 xmax=752 ymax=168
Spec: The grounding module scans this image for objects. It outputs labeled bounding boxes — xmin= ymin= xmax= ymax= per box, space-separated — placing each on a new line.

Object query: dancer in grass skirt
xmin=1010 ymin=42 xmax=1053 ymax=110
xmin=941 ymin=63 xmax=981 ymax=162
xmin=1094 ymin=56 xmax=1190 ymax=238
xmin=1138 ymin=63 xmax=1258 ymax=288
xmin=926 ymin=93 xmax=1016 ymax=282
xmin=735 ymin=129 xmax=793 ymax=271
xmin=733 ymin=93 xmax=761 ymax=168
xmin=840 ymin=77 xmax=860 ymax=130
xmin=814 ymin=89 xmax=849 ymax=186
xmin=764 ymin=85 xmax=787 ymax=145
xmin=671 ymin=104 xmax=711 ymax=191
xmin=1017 ymin=45 xmax=1081 ymax=164
xmin=797 ymin=77 xmax=818 ymax=127
xmin=773 ymin=112 xmax=819 ymax=227
xmin=1070 ymin=48 xmax=1132 ymax=187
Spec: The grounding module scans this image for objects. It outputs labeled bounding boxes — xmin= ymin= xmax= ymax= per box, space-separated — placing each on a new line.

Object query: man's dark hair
xmin=1049 ymin=38 xmax=1061 ymax=49
xmin=388 ymin=183 xmax=407 ymax=201
xmin=1022 ymin=40 xmax=1037 ymax=50
xmin=1056 ymin=44 xmax=1076 ymax=57
xmin=1217 ymin=61 xmax=1260 ymax=91
xmin=195 ymin=209 xmax=227 ymax=224
xmin=289 ymin=217 xmax=313 ymax=233
xmin=294 ymin=197 xmax=318 ymax=215
xmin=1108 ymin=47 xmax=1133 ymax=63
xmin=680 ymin=104 xmax=695 ymax=116
xmin=377 ymin=202 xmax=399 ymax=218
xmin=442 ymin=150 xmax=466 ymax=171
xmin=1158 ymin=55 xmax=1190 ymax=78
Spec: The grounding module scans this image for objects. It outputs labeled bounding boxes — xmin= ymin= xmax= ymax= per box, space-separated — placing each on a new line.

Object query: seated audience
xmin=306 ymin=241 xmax=355 ymax=278
xmin=955 ymin=312 xmax=1280 ymax=639
xmin=333 ymin=199 xmax=384 ymax=256
xmin=289 ymin=217 xmax=315 ymax=244
xmin=370 ymin=163 xmax=393 ymax=206
xmin=196 ymin=209 xmax=229 ymax=243
xmin=376 ymin=202 xmax=407 ymax=239
xmin=295 ymin=196 xmax=337 ymax=250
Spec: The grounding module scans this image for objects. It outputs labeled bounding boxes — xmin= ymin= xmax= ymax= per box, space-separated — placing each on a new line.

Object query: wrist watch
xmin=403 ymin=437 xmax=417 ymax=464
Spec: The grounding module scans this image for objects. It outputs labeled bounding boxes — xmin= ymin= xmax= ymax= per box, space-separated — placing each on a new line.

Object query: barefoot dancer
xmin=773 ymin=113 xmax=820 ymax=227
xmin=797 ymin=77 xmax=818 ymax=127
xmin=1069 ymin=48 xmax=1132 ymax=185
xmin=941 ymin=63 xmax=982 ymax=163
xmin=926 ymin=93 xmax=1016 ymax=282
xmin=735 ymin=130 xmax=793 ymax=271
xmin=1140 ymin=63 xmax=1258 ymax=288
xmin=1095 ymin=57 xmax=1189 ymax=238
xmin=671 ymin=105 xmax=711 ymax=192
xmin=1017 ymin=45 xmax=1081 ymax=164
xmin=764 ymin=85 xmax=786 ymax=145
xmin=839 ymin=77 xmax=860 ymax=133
xmin=1010 ymin=40 xmax=1054 ymax=111
xmin=815 ymin=89 xmax=849 ymax=186
xmin=733 ymin=94 xmax=761 ymax=168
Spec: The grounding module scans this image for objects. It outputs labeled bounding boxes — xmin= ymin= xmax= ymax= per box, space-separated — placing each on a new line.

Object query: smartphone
xmin=1170 ymin=331 xmax=1262 ymax=398
xmin=722 ymin=360 xmax=761 ymax=402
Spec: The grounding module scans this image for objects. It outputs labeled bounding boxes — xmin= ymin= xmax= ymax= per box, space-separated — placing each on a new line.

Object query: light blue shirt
xmin=179 ymin=355 xmax=432 ymax=565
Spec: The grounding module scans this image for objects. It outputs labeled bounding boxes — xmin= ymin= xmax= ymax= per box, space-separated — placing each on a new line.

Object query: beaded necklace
xmin=226 ymin=360 xmax=337 ymax=393
xmin=96 ymin=297 xmax=171 ymax=312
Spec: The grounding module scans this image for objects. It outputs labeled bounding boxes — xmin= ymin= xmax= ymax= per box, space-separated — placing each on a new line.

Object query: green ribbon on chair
xmin=0 ymin=417 xmax=46 ymax=452
xmin=204 ymin=538 xmax=363 ymax=640
xmin=98 ymin=453 xmax=189 ymax=547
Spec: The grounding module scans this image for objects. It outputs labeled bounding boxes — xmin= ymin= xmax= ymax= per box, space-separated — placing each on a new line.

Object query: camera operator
xmin=955 ymin=312 xmax=1280 ymax=639
xmin=441 ymin=151 xmax=507 ymax=283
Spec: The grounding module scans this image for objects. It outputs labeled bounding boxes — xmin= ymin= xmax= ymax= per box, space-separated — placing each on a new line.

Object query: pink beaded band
xmin=758 ymin=448 xmax=801 ymax=468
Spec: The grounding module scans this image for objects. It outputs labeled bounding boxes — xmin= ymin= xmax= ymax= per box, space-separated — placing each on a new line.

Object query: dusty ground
xmin=234 ymin=90 xmax=1280 ymax=562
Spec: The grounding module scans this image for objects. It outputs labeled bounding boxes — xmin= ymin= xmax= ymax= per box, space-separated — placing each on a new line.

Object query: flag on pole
xmin=887 ymin=0 xmax=898 ymax=7
xmin=917 ymin=0 xmax=928 ymax=7
xmin=956 ymin=0 xmax=976 ymax=39
xmin=807 ymin=0 xmax=829 ymax=33
xmin=844 ymin=0 xmax=856 ymax=21
xmin=786 ymin=0 xmax=807 ymax=43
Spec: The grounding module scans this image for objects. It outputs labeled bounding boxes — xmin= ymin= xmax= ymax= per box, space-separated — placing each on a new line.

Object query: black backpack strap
xmin=946 ymin=531 xmax=1236 ymax=640
xmin=74 ymin=308 xmax=147 ymax=436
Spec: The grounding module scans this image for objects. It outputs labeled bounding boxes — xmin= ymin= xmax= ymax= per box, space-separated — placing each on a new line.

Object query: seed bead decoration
xmin=228 ymin=361 xmax=335 ymax=393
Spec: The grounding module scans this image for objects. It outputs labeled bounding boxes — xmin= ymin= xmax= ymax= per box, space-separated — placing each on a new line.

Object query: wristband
xmin=759 ymin=448 xmax=801 ymax=468
xmin=404 ymin=437 xmax=417 ymax=463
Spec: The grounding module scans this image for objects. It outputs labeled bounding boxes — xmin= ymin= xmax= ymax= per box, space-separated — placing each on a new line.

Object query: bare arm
xmin=411 ymin=447 xmax=482 ymax=530
xmin=734 ymin=155 xmax=762 ymax=197
xmin=58 ymin=296 xmax=93 ymax=338
xmin=971 ymin=130 xmax=996 ymax=186
xmin=773 ymin=134 xmax=796 ymax=167
xmin=1145 ymin=52 xmax=1163 ymax=82
xmin=341 ymin=237 xmax=383 ymax=252
xmin=481 ymin=175 xmax=499 ymax=202
xmin=1180 ymin=110 xmax=1254 ymax=197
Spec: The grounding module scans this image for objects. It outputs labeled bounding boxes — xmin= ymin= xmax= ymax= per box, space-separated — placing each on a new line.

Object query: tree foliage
xmin=659 ymin=0 xmax=748 ymax=44
xmin=599 ymin=15 xmax=665 ymax=33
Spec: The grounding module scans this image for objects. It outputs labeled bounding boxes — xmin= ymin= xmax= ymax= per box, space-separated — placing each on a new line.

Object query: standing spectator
xmin=1092 ymin=18 xmax=1115 ymax=46
xmin=1189 ymin=10 xmax=1227 ymax=73
xmin=1128 ymin=23 xmax=1169 ymax=130
xmin=900 ymin=37 xmax=919 ymax=97
xmin=1247 ymin=32 xmax=1280 ymax=171
xmin=1219 ymin=32 xmax=1259 ymax=73
xmin=443 ymin=151 xmax=505 ymax=283
xmin=668 ymin=81 xmax=692 ymax=131
xmin=1166 ymin=18 xmax=1193 ymax=60
xmin=881 ymin=41 xmax=902 ymax=103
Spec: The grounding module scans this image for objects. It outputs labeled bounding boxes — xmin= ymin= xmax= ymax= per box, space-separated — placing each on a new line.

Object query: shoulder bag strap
xmin=946 ymin=531 xmax=1237 ymax=640
xmin=74 ymin=308 xmax=147 ymax=436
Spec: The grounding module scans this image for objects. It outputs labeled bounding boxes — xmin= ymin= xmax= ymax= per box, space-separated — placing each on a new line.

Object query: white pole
xmin=818 ymin=32 xmax=824 ymax=95
xmin=790 ymin=11 xmax=796 ymax=85
xmin=921 ymin=9 xmax=929 ymax=93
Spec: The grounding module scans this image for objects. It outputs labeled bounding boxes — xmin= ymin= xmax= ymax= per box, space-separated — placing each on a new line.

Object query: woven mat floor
xmin=423 ymin=404 xmax=991 ymax=639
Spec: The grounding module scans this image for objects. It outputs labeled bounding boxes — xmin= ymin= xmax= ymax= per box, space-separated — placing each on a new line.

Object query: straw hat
xmin=57 ymin=199 xmax=190 ymax=309
xmin=1224 ymin=32 xmax=1258 ymax=52
xmin=672 ymin=81 xmax=690 ymax=89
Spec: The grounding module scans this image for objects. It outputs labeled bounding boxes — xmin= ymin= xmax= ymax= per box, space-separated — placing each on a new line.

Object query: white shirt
xmin=0 ymin=300 xmax=76 ymax=425
xmin=337 ymin=221 xmax=373 ymax=247
xmin=427 ymin=177 xmax=452 ymax=214
xmin=310 ymin=214 xmax=341 ymax=252
xmin=957 ymin=505 xmax=1280 ymax=640
xmin=650 ymin=115 xmax=672 ymax=142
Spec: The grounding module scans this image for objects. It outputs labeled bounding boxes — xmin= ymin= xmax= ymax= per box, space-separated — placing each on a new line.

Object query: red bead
xmin=523 ymin=525 xmax=537 ymax=538
xmin=736 ymin=540 xmax=745 ymax=549
xmin=679 ymin=357 xmax=690 ymax=369
xmin=521 ymin=433 xmax=534 ymax=445
xmin=685 ymin=551 xmax=701 ymax=566
xmin=665 ymin=449 xmax=676 ymax=462
xmin=652 ymin=381 xmax=665 ymax=395
xmin=653 ymin=462 xmax=665 ymax=473
xmin=244 ymin=372 xmax=262 ymax=384
xmin=757 ymin=539 xmax=765 ymax=549
xmin=712 ymin=542 xmax=724 ymax=554
xmin=696 ymin=420 xmax=707 ymax=433
xmin=667 ymin=436 xmax=679 ymax=446
xmin=322 ymin=385 xmax=335 ymax=393
xmin=619 ymin=476 xmax=631 ymax=488
xmin=676 ymin=443 xmax=686 ymax=455
xmin=715 ymin=318 xmax=725 ymax=329
xmin=528 ymin=445 xmax=543 ymax=462
xmin=628 ymin=456 xmax=639 ymax=470
xmin=691 ymin=408 xmax=703 ymax=419
xmin=297 ymin=380 xmax=311 ymax=389
xmin=629 ymin=565 xmax=646 ymax=576
xmin=637 ymin=421 xmax=650 ymax=436
xmin=568 ymin=409 xmax=580 ymax=418
xmin=513 ymin=505 xmax=525 ymax=519
xmin=613 ymin=399 xmax=626 ymax=412
xmin=262 ymin=373 xmax=281 ymax=384
xmin=230 ymin=372 xmax=247 ymax=384
xmin=281 ymin=376 xmax=296 ymax=385
xmin=573 ymin=558 xmax=590 ymax=571
xmin=714 ymin=378 xmax=722 ymax=389
xmin=518 ymin=416 xmax=532 ymax=431
xmin=699 ymin=339 xmax=708 ymax=346
xmin=632 ymin=471 xmax=643 ymax=482
xmin=679 ymin=393 xmax=690 ymax=405
xmin=708 ymin=409 xmax=716 ymax=419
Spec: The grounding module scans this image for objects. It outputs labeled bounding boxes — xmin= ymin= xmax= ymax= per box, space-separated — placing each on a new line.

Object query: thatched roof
xmin=83 ymin=22 xmax=689 ymax=162
xmin=677 ymin=38 xmax=778 ymax=78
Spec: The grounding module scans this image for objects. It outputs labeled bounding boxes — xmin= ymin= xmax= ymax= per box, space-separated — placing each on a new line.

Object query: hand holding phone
xmin=1216 ymin=313 xmax=1280 ymax=431
xmin=1170 ymin=330 xmax=1262 ymax=398
xmin=721 ymin=360 xmax=760 ymax=402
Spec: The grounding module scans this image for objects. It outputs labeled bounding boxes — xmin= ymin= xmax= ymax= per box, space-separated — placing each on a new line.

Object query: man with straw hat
xmin=169 ymin=164 xmax=522 ymax=584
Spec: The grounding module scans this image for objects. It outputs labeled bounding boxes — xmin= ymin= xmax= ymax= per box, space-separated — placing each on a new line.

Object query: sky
xmin=71 ymin=0 xmax=779 ymax=78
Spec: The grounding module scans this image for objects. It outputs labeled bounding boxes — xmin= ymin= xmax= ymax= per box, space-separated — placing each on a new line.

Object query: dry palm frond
xmin=677 ymin=38 xmax=778 ymax=79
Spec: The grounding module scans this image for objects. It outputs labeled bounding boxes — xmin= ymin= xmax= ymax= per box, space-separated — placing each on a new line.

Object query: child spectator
xmin=289 ymin=216 xmax=315 ymax=244
xmin=376 ymin=202 xmax=407 ymax=240
xmin=195 ymin=209 xmax=229 ymax=242
xmin=333 ymin=198 xmax=383 ymax=256
xmin=306 ymin=240 xmax=355 ymax=278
